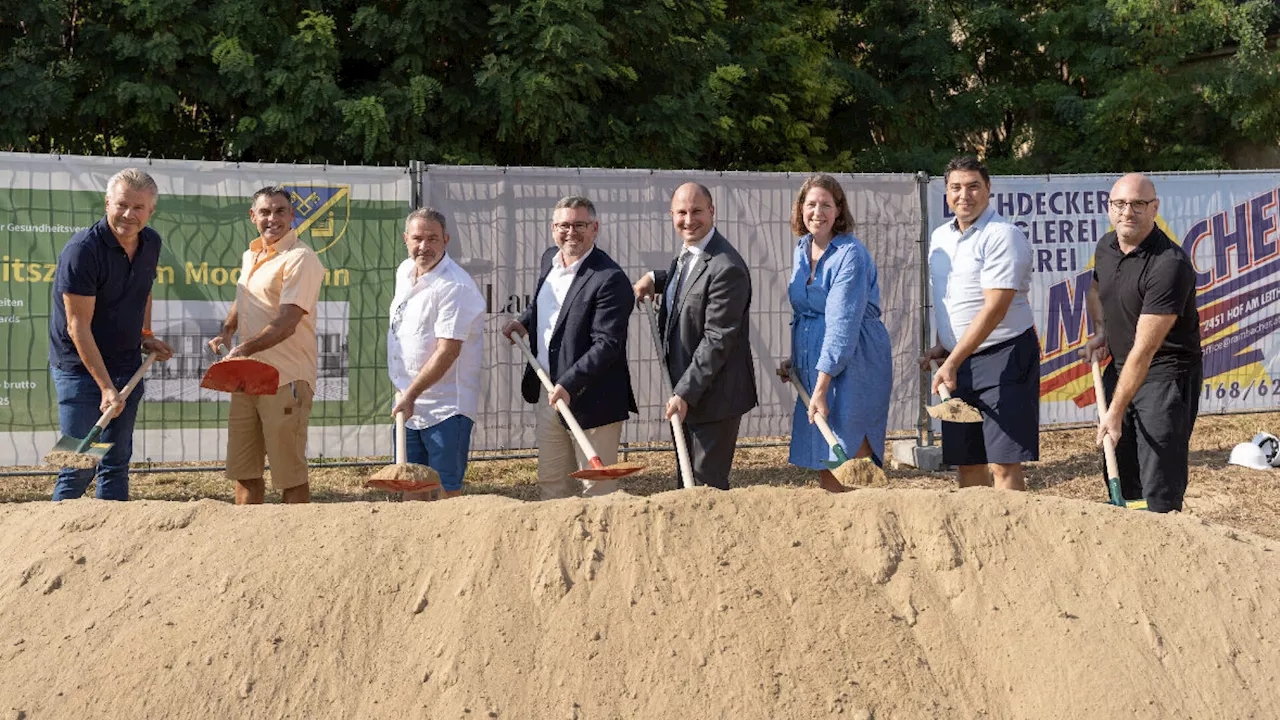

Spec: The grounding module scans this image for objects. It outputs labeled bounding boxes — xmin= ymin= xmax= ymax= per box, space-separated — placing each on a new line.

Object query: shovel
xmin=44 ymin=352 xmax=157 ymax=469
xmin=510 ymin=334 xmax=644 ymax=481
xmin=1091 ymin=360 xmax=1148 ymax=510
xmin=926 ymin=360 xmax=982 ymax=423
xmin=781 ymin=367 xmax=888 ymax=488
xmin=638 ymin=297 xmax=695 ymax=489
xmin=366 ymin=410 xmax=442 ymax=494
xmin=200 ymin=344 xmax=279 ymax=395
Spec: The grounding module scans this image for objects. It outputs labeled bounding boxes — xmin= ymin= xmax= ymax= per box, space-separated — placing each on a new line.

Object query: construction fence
xmin=0 ymin=153 xmax=1276 ymax=467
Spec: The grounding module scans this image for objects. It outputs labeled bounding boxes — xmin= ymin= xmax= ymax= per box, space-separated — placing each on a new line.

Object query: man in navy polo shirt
xmin=1081 ymin=173 xmax=1202 ymax=513
xmin=48 ymin=168 xmax=174 ymax=501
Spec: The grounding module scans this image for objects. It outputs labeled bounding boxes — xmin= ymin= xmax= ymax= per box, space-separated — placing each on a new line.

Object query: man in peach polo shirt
xmin=208 ymin=186 xmax=325 ymax=504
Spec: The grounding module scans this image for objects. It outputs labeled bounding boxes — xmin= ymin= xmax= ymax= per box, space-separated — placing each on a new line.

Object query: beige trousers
xmin=534 ymin=399 xmax=623 ymax=499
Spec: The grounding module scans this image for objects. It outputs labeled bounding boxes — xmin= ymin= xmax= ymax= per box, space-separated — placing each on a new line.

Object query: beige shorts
xmin=225 ymin=381 xmax=313 ymax=490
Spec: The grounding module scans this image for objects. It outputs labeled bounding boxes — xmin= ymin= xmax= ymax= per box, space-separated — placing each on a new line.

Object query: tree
xmin=2 ymin=0 xmax=1277 ymax=172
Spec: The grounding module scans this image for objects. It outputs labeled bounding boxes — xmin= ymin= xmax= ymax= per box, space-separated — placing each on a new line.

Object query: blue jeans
xmin=51 ymin=367 xmax=145 ymax=501
xmin=400 ymin=414 xmax=474 ymax=492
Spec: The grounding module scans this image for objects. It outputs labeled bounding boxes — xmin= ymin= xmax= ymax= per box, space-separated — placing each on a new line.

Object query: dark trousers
xmin=51 ymin=367 xmax=145 ymax=501
xmin=676 ymin=414 xmax=742 ymax=490
xmin=1101 ymin=362 xmax=1201 ymax=513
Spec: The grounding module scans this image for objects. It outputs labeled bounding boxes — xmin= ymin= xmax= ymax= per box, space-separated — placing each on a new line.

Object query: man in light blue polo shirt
xmin=920 ymin=156 xmax=1038 ymax=490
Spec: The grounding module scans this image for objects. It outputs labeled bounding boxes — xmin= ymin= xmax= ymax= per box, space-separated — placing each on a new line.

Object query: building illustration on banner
xmin=145 ymin=300 xmax=350 ymax=402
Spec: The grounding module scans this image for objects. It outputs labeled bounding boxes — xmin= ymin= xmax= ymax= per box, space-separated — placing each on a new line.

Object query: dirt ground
xmin=4 ymin=410 xmax=1279 ymax=539
xmin=3 ymin=412 xmax=1280 ymax=719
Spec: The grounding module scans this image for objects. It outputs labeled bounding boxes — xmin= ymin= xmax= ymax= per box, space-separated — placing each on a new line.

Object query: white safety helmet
xmin=1251 ymin=432 xmax=1280 ymax=468
xmin=1229 ymin=442 xmax=1271 ymax=471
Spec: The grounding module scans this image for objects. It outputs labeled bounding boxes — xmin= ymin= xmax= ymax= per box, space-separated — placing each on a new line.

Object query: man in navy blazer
xmin=502 ymin=196 xmax=636 ymax=498
xmin=634 ymin=183 xmax=758 ymax=490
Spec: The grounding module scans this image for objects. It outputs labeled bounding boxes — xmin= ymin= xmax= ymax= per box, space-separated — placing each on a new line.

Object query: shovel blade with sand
xmin=366 ymin=411 xmax=442 ymax=494
xmin=1091 ymin=360 xmax=1148 ymax=510
xmin=200 ymin=344 xmax=280 ymax=395
xmin=782 ymin=367 xmax=888 ymax=488
xmin=926 ymin=360 xmax=982 ymax=423
xmin=638 ymin=297 xmax=696 ymax=489
xmin=511 ymin=334 xmax=644 ymax=482
xmin=44 ymin=352 xmax=157 ymax=469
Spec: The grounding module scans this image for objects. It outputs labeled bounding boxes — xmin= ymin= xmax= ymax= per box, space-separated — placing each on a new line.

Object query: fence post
xmin=409 ymin=160 xmax=424 ymax=210
xmin=916 ymin=171 xmax=934 ymax=447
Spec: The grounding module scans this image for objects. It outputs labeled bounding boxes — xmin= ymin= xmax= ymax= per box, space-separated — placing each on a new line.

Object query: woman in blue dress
xmin=780 ymin=174 xmax=893 ymax=492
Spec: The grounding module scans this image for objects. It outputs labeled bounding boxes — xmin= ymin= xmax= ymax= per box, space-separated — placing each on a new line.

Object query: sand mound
xmin=1 ymin=488 xmax=1277 ymax=719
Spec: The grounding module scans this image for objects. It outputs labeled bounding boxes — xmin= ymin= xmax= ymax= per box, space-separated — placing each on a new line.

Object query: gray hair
xmin=252 ymin=185 xmax=291 ymax=206
xmin=406 ymin=207 xmax=447 ymax=233
xmin=106 ymin=168 xmax=158 ymax=197
xmin=554 ymin=195 xmax=596 ymax=219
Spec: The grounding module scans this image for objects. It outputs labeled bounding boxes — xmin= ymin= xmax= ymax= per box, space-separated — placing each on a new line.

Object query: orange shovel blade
xmin=569 ymin=461 xmax=646 ymax=480
xmin=200 ymin=358 xmax=280 ymax=395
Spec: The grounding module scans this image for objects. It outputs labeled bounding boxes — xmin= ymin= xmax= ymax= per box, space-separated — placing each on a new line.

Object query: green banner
xmin=1 ymin=161 xmax=411 ymax=465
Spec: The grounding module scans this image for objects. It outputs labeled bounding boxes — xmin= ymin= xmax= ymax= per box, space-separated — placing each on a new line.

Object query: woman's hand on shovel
xmin=776 ymin=358 xmax=791 ymax=383
xmin=808 ymin=372 xmax=832 ymax=425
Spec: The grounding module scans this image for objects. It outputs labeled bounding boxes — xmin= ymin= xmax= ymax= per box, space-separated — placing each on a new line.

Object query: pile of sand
xmin=1 ymin=487 xmax=1277 ymax=718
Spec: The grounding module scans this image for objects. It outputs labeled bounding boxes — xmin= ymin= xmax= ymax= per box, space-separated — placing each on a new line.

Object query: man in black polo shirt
xmin=48 ymin=168 xmax=174 ymax=501
xmin=1080 ymin=173 xmax=1202 ymax=513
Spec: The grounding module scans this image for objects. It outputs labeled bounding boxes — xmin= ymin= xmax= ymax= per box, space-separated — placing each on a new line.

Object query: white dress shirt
xmin=387 ymin=254 xmax=487 ymax=429
xmin=535 ymin=247 xmax=593 ymax=368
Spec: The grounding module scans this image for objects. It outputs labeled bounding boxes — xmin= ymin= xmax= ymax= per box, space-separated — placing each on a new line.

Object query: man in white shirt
xmin=387 ymin=207 xmax=486 ymax=500
xmin=502 ymin=196 xmax=635 ymax=499
xmin=920 ymin=156 xmax=1039 ymax=490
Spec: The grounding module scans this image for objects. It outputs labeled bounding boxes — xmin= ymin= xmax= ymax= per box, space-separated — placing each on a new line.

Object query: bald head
xmin=1108 ymin=173 xmax=1159 ymax=246
xmin=1112 ymin=173 xmax=1156 ymax=199
xmin=670 ymin=182 xmax=716 ymax=246
xmin=673 ymin=182 xmax=713 ymax=206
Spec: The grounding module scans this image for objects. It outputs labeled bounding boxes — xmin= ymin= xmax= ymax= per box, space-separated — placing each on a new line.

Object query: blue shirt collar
xmin=949 ymin=205 xmax=996 ymax=235
xmin=799 ymin=232 xmax=854 ymax=250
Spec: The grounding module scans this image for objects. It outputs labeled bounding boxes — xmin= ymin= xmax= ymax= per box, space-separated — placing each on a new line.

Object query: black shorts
xmin=941 ymin=327 xmax=1040 ymax=466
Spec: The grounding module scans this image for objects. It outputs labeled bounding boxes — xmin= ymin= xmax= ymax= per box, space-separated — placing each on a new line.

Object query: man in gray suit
xmin=634 ymin=182 xmax=758 ymax=489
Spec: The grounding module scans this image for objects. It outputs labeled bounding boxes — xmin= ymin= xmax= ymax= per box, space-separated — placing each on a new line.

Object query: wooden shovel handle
xmin=1091 ymin=360 xmax=1123 ymax=496
xmin=510 ymin=334 xmax=603 ymax=461
xmin=394 ymin=410 xmax=408 ymax=465
xmin=91 ymin=352 xmax=158 ymax=431
xmin=929 ymin=360 xmax=957 ymax=401
xmin=639 ymin=298 xmax=695 ymax=489
xmin=787 ymin=372 xmax=844 ymax=458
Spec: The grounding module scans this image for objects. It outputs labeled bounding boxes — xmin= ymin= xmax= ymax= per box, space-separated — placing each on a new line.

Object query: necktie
xmin=669 ymin=249 xmax=692 ymax=309
xmin=665 ymin=249 xmax=691 ymax=338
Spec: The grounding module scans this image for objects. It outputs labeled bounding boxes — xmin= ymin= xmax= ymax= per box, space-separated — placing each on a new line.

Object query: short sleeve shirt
xmin=929 ymin=206 xmax=1034 ymax=351
xmin=387 ymin=254 xmax=486 ymax=429
xmin=1092 ymin=226 xmax=1202 ymax=379
xmin=235 ymin=230 xmax=325 ymax=387
xmin=49 ymin=217 xmax=162 ymax=374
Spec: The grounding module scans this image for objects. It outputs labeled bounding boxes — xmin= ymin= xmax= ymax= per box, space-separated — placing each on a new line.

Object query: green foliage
xmin=1 ymin=0 xmax=1277 ymax=172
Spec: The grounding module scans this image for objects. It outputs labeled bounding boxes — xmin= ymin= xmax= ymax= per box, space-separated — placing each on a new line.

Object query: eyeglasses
xmin=1108 ymin=199 xmax=1156 ymax=213
xmin=553 ymin=221 xmax=592 ymax=234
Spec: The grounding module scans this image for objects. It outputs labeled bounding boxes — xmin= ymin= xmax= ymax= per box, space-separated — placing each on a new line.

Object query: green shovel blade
xmin=824 ymin=444 xmax=851 ymax=469
xmin=1107 ymin=476 xmax=1125 ymax=507
xmin=47 ymin=426 xmax=113 ymax=463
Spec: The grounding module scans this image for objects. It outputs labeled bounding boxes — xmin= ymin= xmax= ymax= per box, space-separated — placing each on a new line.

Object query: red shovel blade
xmin=569 ymin=458 xmax=646 ymax=480
xmin=200 ymin=358 xmax=280 ymax=395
